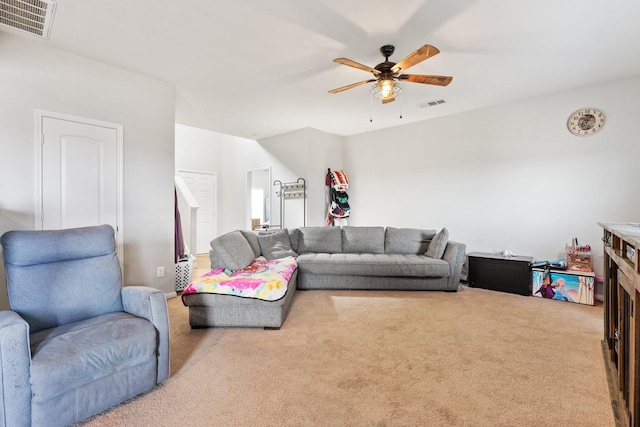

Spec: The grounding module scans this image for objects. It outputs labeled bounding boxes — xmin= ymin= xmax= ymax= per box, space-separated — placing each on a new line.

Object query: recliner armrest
xmin=0 ymin=311 xmax=32 ymax=426
xmin=121 ymin=286 xmax=170 ymax=383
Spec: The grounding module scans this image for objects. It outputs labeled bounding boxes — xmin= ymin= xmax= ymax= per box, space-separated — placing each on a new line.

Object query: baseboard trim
xmin=165 ymin=291 xmax=178 ymax=299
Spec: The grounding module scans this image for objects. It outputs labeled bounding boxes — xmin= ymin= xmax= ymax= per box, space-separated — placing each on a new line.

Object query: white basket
xmin=175 ymin=254 xmax=196 ymax=291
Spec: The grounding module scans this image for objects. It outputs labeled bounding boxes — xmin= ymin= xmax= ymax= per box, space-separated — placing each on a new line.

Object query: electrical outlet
xmin=156 ymin=266 xmax=165 ymax=278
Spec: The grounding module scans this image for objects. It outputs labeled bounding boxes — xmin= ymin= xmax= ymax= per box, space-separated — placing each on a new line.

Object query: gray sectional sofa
xmin=294 ymin=226 xmax=465 ymax=291
xmin=181 ymin=226 xmax=466 ymax=329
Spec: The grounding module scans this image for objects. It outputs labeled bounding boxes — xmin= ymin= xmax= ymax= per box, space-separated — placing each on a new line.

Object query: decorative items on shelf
xmin=325 ymin=169 xmax=350 ymax=226
xmin=626 ymin=243 xmax=636 ymax=263
xmin=566 ymin=237 xmax=593 ymax=272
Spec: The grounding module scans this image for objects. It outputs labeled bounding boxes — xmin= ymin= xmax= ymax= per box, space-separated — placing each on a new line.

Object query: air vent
xmin=418 ymin=99 xmax=446 ymax=109
xmin=0 ymin=0 xmax=56 ymax=39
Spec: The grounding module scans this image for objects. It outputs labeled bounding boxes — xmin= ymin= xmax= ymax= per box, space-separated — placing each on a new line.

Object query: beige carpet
xmin=79 ymin=286 xmax=614 ymax=426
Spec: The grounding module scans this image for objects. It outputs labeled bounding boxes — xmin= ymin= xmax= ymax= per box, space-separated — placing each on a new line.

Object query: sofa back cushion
xmin=297 ymin=227 xmax=342 ymax=253
xmin=385 ymin=227 xmax=436 ymax=254
xmin=257 ymin=229 xmax=298 ymax=260
xmin=288 ymin=228 xmax=301 ymax=253
xmin=342 ymin=226 xmax=385 ymax=254
xmin=240 ymin=230 xmax=262 ymax=258
xmin=425 ymin=227 xmax=449 ymax=259
xmin=210 ymin=230 xmax=255 ymax=270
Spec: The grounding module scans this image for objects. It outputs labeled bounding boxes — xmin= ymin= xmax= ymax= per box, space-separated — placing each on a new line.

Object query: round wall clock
xmin=567 ymin=108 xmax=605 ymax=136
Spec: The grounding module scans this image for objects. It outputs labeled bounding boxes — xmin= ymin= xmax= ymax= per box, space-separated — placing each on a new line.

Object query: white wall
xmin=344 ymin=74 xmax=640 ymax=278
xmin=176 ymin=75 xmax=640 ymax=285
xmin=175 ymin=124 xmax=291 ymax=235
xmin=5 ymin=29 xmax=632 ymax=311
xmin=0 ymin=34 xmax=177 ymax=308
xmin=176 ymin=125 xmax=344 ymax=237
xmin=260 ymin=128 xmax=344 ymax=228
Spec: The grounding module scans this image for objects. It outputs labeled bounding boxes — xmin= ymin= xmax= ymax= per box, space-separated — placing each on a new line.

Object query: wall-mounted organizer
xmin=274 ymin=178 xmax=306 ymax=228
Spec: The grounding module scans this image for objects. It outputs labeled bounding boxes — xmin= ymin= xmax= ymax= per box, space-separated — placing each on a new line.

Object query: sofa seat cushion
xmin=29 ymin=312 xmax=157 ymax=403
xmin=296 ymin=253 xmax=449 ymax=277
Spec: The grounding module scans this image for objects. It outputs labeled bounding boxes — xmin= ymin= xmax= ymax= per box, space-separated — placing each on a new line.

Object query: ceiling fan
xmin=328 ymin=44 xmax=452 ymax=104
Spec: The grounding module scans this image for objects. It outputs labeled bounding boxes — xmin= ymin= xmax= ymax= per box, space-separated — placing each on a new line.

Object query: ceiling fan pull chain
xmin=369 ymin=93 xmax=374 ymax=123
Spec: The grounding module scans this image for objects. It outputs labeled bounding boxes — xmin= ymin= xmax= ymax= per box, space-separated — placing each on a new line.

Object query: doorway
xmin=177 ymin=170 xmax=217 ymax=254
xmin=247 ymin=168 xmax=271 ymax=230
xmin=36 ymin=111 xmax=124 ymax=265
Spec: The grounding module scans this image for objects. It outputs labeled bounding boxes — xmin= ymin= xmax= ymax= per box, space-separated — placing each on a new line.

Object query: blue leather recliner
xmin=0 ymin=225 xmax=170 ymax=426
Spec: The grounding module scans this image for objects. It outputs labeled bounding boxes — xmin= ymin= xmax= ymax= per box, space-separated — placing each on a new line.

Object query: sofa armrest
xmin=442 ymin=240 xmax=466 ymax=290
xmin=0 ymin=311 xmax=32 ymax=426
xmin=121 ymin=286 xmax=171 ymax=383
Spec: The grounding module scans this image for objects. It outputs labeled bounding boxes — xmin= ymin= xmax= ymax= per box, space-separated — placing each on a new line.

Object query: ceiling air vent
xmin=0 ymin=0 xmax=56 ymax=39
xmin=418 ymin=99 xmax=446 ymax=109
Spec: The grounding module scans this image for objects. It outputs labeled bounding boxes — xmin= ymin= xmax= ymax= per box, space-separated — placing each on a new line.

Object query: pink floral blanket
xmin=181 ymin=256 xmax=297 ymax=302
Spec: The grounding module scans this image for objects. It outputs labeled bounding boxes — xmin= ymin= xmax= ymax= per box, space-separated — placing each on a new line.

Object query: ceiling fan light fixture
xmin=370 ymin=79 xmax=401 ymax=101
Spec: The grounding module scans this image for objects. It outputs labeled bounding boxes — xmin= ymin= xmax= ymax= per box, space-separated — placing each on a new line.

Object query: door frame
xmin=246 ymin=167 xmax=272 ymax=231
xmin=176 ymin=169 xmax=217 ymax=254
xmin=34 ymin=110 xmax=125 ymax=264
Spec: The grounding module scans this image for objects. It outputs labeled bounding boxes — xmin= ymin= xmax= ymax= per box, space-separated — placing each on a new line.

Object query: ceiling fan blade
xmin=390 ymin=44 xmax=440 ymax=73
xmin=333 ymin=58 xmax=381 ymax=75
xmin=328 ymin=79 xmax=376 ymax=94
xmin=399 ymin=74 xmax=453 ymax=86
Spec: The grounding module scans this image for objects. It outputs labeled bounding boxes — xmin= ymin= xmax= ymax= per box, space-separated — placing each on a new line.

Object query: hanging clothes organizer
xmin=326 ymin=169 xmax=350 ymax=226
xmin=273 ymin=178 xmax=306 ymax=228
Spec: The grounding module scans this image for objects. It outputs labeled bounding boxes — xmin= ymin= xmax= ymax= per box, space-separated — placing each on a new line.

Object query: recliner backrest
xmin=1 ymin=224 xmax=124 ymax=333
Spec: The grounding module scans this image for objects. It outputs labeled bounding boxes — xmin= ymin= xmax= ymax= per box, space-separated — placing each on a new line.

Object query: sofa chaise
xmin=181 ymin=226 xmax=466 ymax=329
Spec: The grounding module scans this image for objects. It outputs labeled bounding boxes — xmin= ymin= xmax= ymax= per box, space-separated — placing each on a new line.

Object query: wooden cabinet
xmin=599 ymin=222 xmax=640 ymax=426
xmin=468 ymin=252 xmax=533 ymax=296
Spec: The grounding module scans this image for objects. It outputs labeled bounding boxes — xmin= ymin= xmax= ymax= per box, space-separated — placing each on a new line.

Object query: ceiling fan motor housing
xmin=375 ymin=45 xmax=398 ymax=78
xmin=380 ymin=45 xmax=395 ymax=58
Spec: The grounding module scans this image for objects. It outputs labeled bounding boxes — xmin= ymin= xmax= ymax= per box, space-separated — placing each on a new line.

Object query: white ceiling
xmin=4 ymin=0 xmax=640 ymax=139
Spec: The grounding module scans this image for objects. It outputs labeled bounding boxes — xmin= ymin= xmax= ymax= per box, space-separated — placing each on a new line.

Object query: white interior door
xmin=178 ymin=171 xmax=217 ymax=254
xmin=37 ymin=112 xmax=123 ymax=263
